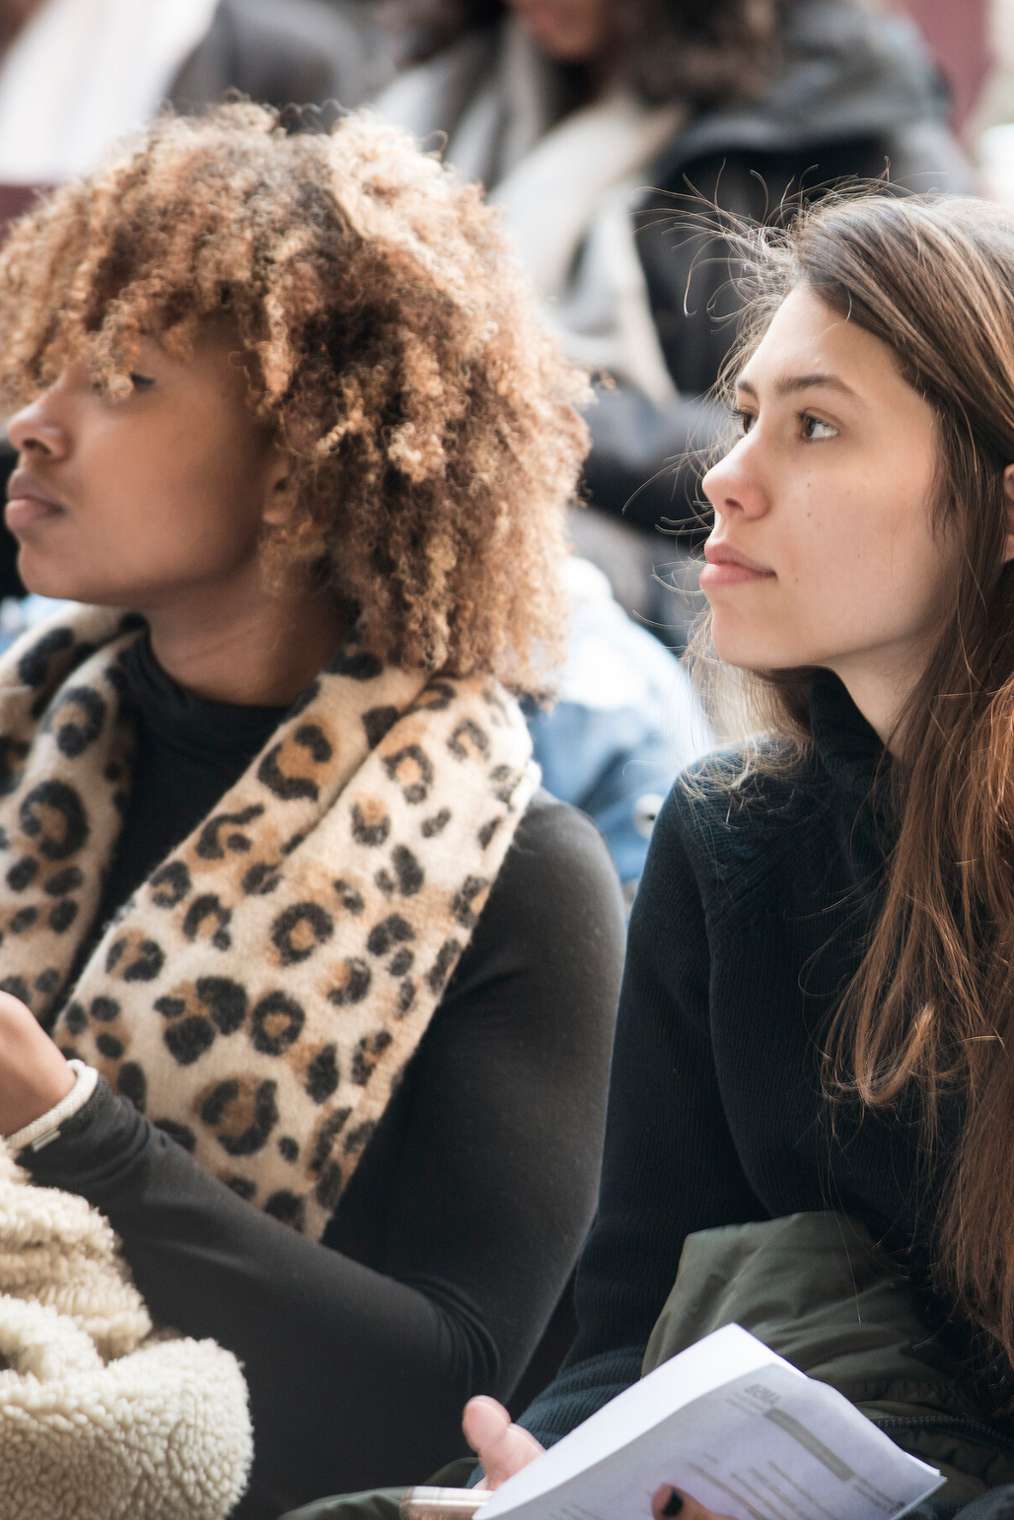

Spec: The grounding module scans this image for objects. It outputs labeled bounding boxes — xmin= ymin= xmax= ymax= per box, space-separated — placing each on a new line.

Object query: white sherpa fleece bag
xmin=0 ymin=1149 xmax=251 ymax=1519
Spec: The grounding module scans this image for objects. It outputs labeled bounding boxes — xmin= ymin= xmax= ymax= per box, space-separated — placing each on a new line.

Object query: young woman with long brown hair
xmin=359 ymin=188 xmax=1014 ymax=1520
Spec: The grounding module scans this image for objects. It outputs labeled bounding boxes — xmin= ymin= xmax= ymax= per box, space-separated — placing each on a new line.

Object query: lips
xmin=703 ymin=540 xmax=773 ymax=575
xmin=699 ymin=539 xmax=776 ymax=591
xmin=7 ymin=470 xmax=66 ymax=512
xmin=5 ymin=470 xmax=67 ymax=533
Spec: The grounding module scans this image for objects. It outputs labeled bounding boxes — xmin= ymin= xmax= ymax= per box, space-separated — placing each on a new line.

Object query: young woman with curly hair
xmin=0 ymin=102 xmax=625 ymax=1517
xmin=375 ymin=0 xmax=969 ymax=623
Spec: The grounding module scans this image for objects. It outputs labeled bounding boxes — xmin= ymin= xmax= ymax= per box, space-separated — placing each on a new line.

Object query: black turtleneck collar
xmin=118 ymin=630 xmax=290 ymax=766
xmin=88 ymin=634 xmax=292 ymax=943
xmin=807 ymin=668 xmax=892 ymax=808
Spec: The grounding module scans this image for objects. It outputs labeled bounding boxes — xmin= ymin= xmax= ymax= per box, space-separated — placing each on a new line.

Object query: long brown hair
xmin=696 ymin=191 xmax=1014 ymax=1363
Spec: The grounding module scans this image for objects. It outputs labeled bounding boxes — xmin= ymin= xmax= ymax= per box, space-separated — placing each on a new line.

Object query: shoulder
xmin=184 ymin=0 xmax=376 ymax=109
xmin=215 ymin=0 xmax=362 ymax=52
xmin=645 ymin=740 xmax=828 ymax=915
xmin=497 ymin=788 xmax=625 ymax=924
xmin=449 ymin=789 xmax=626 ymax=1002
xmin=649 ymin=0 xmax=967 ymax=193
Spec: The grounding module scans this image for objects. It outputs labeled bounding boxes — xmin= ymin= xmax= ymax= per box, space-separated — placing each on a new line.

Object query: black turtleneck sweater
xmin=21 ymin=637 xmax=627 ymax=1518
xmin=520 ymin=671 xmax=1009 ymax=1450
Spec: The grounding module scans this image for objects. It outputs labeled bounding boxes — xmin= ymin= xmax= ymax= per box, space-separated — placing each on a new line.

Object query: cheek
xmin=132 ymin=420 xmax=268 ymax=548
xmin=52 ymin=423 xmax=266 ymax=595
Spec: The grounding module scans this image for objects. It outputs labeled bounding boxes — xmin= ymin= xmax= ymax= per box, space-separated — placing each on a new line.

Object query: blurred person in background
xmin=527 ymin=554 xmax=712 ymax=903
xmin=373 ymin=0 xmax=970 ymax=628
xmin=969 ymin=0 xmax=1014 ymax=204
xmin=884 ymin=0 xmax=991 ymax=134
xmin=0 ymin=0 xmax=374 ymax=196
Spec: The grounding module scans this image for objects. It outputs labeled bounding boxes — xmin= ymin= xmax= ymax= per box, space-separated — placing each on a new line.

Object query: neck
xmin=144 ymin=578 xmax=346 ymax=707
xmin=823 ymin=651 xmax=927 ymax=759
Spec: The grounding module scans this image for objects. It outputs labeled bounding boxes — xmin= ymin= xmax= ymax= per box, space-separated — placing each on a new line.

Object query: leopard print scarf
xmin=0 ymin=606 xmax=537 ymax=1238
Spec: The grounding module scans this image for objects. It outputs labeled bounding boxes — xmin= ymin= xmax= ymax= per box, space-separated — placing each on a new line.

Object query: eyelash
xmin=129 ymin=373 xmax=155 ymax=390
xmin=731 ymin=407 xmax=837 ymax=441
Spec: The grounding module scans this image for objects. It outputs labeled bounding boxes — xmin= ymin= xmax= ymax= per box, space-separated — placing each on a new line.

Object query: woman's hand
xmin=462 ymin=1396 xmax=545 ymax=1489
xmin=651 ymin=1486 xmax=733 ymax=1520
xmin=0 ymin=990 xmax=75 ymax=1136
xmin=461 ymin=1402 xmax=736 ymax=1520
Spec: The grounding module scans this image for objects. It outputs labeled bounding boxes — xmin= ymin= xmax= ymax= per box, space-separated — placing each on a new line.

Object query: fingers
xmin=0 ymin=990 xmax=34 ymax=1020
xmin=462 ymin=1396 xmax=545 ymax=1490
xmin=651 ymin=1485 xmax=734 ymax=1520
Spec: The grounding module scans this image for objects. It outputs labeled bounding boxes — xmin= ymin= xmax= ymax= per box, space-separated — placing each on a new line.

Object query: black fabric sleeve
xmin=22 ymin=795 xmax=625 ymax=1518
xmin=517 ymin=783 xmax=764 ymax=1449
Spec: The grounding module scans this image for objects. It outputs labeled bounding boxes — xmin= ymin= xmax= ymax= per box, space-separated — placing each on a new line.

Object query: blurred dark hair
xmin=380 ymin=0 xmax=793 ymax=108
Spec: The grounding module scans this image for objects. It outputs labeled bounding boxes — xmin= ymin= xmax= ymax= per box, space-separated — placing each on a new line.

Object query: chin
xmin=710 ymin=613 xmax=806 ymax=672
xmin=18 ymin=555 xmax=109 ymax=608
xmin=710 ymin=625 xmax=767 ymax=670
xmin=519 ymin=18 xmax=595 ymax=61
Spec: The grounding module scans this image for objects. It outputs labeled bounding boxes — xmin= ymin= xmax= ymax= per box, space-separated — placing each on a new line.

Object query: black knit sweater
xmin=521 ymin=670 xmax=1012 ymax=1449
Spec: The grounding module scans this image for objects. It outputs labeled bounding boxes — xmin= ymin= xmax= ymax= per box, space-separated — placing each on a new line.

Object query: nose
xmin=6 ymin=389 xmax=70 ymax=462
xmin=701 ymin=434 xmax=769 ymax=522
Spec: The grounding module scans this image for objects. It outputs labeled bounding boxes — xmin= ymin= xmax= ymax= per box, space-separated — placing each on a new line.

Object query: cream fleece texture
xmin=0 ymin=1148 xmax=251 ymax=1518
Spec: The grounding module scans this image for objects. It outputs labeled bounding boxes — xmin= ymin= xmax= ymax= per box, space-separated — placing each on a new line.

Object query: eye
xmin=129 ymin=372 xmax=155 ymax=391
xmin=800 ymin=412 xmax=838 ymax=441
xmin=731 ymin=407 xmax=756 ymax=435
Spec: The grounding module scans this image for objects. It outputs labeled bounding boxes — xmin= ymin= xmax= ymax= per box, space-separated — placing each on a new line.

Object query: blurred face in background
xmin=0 ymin=0 xmax=43 ymax=50
xmin=507 ymin=0 xmax=615 ymax=63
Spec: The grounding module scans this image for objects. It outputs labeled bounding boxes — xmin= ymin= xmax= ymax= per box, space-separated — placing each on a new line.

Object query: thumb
xmin=652 ymin=1486 xmax=734 ymax=1520
xmin=462 ymin=1396 xmax=545 ymax=1489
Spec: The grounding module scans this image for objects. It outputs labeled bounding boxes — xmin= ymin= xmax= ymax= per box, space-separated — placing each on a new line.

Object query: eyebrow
xmin=735 ymin=372 xmax=861 ymax=402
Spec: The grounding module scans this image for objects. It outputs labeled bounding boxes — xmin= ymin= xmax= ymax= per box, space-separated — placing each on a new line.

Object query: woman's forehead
xmin=739 ymin=288 xmax=887 ymax=396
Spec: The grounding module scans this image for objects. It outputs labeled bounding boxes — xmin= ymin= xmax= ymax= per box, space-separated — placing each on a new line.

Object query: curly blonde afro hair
xmin=0 ymin=102 xmax=591 ymax=690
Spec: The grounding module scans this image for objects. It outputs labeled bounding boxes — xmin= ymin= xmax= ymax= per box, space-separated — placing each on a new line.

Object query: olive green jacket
xmin=281 ymin=1214 xmax=1014 ymax=1520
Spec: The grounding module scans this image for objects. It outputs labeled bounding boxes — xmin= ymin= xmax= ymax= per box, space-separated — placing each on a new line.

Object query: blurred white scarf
xmin=0 ymin=0 xmax=218 ymax=183
xmin=375 ymin=18 xmax=685 ymax=408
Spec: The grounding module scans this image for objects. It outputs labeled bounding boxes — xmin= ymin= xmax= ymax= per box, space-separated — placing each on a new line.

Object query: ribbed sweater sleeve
xmin=519 ymin=781 xmax=765 ymax=1447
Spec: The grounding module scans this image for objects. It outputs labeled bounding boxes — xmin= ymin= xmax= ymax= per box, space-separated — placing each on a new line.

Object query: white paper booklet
xmin=482 ymin=1325 xmax=944 ymax=1520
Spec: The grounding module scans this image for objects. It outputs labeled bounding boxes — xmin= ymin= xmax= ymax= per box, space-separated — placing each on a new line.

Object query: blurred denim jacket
xmin=526 ymin=557 xmax=712 ymax=898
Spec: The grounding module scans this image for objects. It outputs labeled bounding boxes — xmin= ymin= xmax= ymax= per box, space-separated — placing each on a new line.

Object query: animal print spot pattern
xmin=0 ymin=610 xmax=535 ymax=1245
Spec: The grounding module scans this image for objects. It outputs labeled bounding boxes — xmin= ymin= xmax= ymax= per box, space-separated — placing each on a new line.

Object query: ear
xmin=260 ymin=448 xmax=292 ymax=528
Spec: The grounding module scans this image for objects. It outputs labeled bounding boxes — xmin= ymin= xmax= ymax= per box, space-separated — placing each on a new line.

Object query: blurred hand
xmin=651 ymin=1485 xmax=734 ymax=1520
xmin=462 ymin=1396 xmax=545 ymax=1490
xmin=0 ymin=990 xmax=74 ymax=1136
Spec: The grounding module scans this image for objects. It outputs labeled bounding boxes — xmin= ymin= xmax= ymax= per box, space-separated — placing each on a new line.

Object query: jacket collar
xmin=649 ymin=0 xmax=950 ymax=177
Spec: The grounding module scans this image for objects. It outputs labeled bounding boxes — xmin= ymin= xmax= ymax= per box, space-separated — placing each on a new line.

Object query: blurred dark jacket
xmin=582 ymin=0 xmax=973 ymax=530
xmin=169 ymin=0 xmax=383 ymax=113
